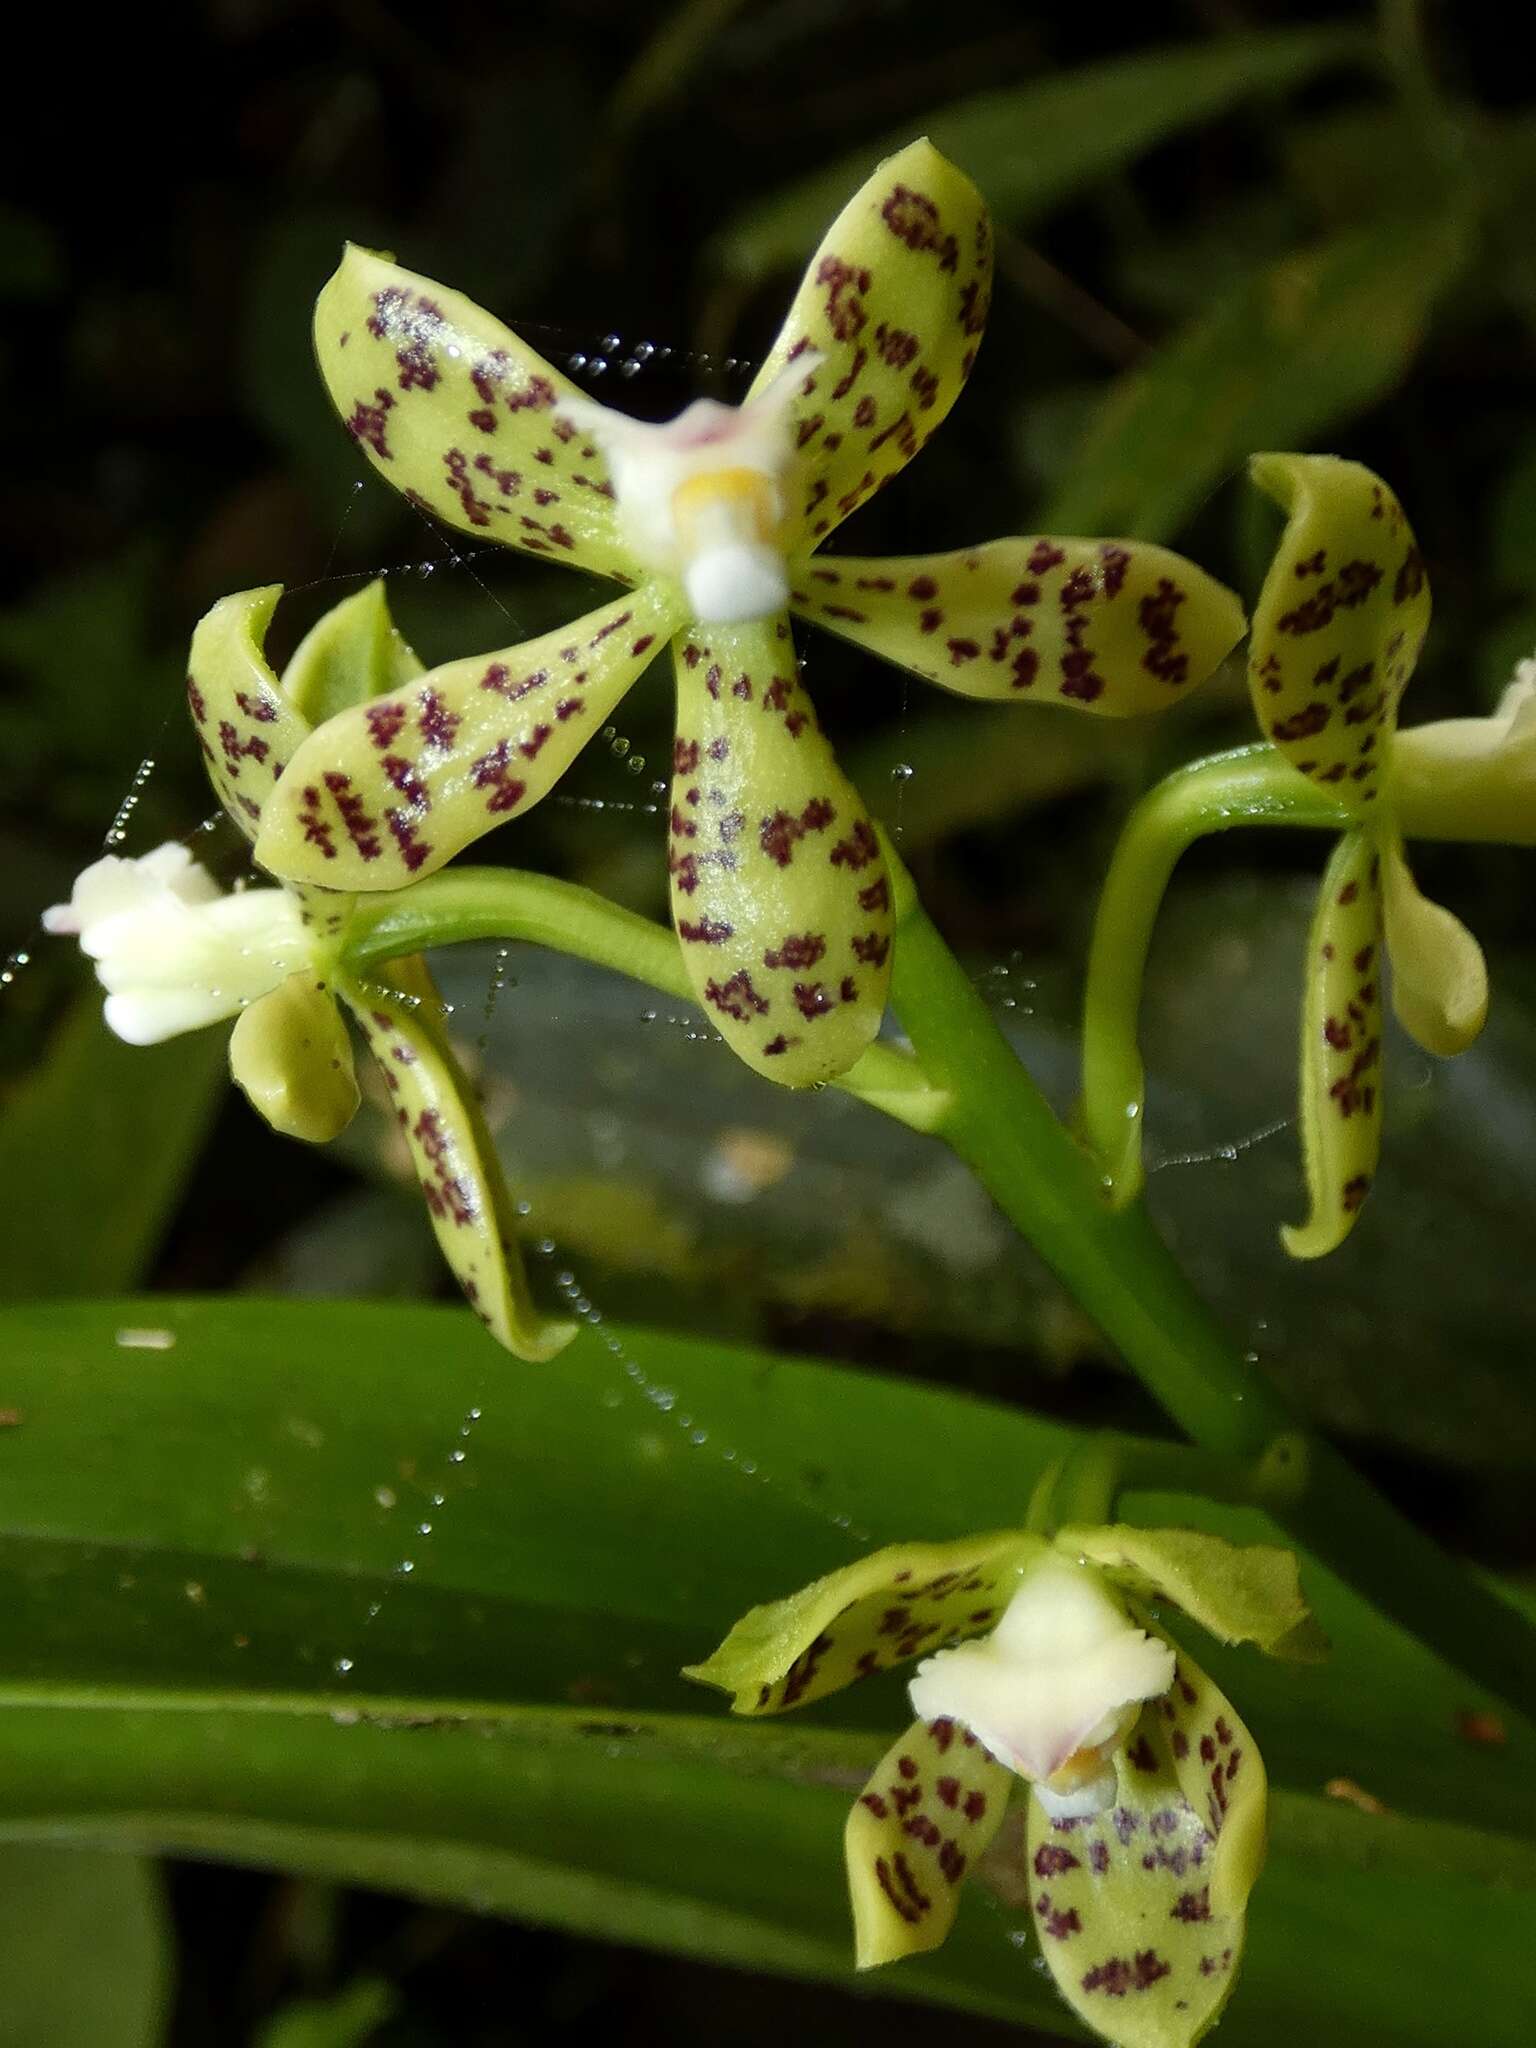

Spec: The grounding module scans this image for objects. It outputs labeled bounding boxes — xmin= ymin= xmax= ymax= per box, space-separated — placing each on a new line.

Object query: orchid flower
xmin=1081 ymin=451 xmax=1536 ymax=1257
xmin=45 ymin=581 xmax=570 ymax=1362
xmin=686 ymin=1522 xmax=1318 ymax=2048
xmin=1247 ymin=454 xmax=1497 ymax=1255
xmin=251 ymin=139 xmax=1245 ymax=1087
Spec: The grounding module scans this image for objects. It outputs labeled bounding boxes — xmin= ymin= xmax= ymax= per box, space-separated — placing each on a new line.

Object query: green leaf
xmin=716 ymin=29 xmax=1370 ymax=278
xmin=0 ymin=1846 xmax=170 ymax=2048
xmin=3 ymin=1299 xmax=1535 ymax=2043
xmin=0 ymin=994 xmax=224 ymax=1296
xmin=1042 ymin=215 xmax=1469 ymax=543
xmin=256 ymin=1979 xmax=396 ymax=2048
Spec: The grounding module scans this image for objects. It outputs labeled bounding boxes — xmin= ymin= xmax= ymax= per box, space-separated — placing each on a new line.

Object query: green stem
xmin=342 ymin=867 xmax=950 ymax=1136
xmin=1079 ymin=745 xmax=1350 ymax=1196
xmin=342 ymin=859 xmax=1536 ymax=1717
xmin=1040 ymin=1430 xmax=1312 ymax=1533
xmin=888 ymin=872 xmax=1536 ymax=1719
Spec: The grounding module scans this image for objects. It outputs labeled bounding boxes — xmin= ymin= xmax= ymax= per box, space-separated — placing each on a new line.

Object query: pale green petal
xmin=1381 ymin=836 xmax=1489 ymax=1057
xmin=228 ymin=973 xmax=360 ymax=1143
xmin=281 ymin=578 xmax=425 ymax=726
xmin=669 ymin=615 xmax=892 ymax=1086
xmin=1024 ymin=1635 xmax=1267 ymax=2047
xmin=314 ymin=245 xmax=634 ymax=579
xmin=337 ymin=955 xmax=572 ymax=1362
xmin=1394 ymin=671 xmax=1536 ymax=846
xmin=1055 ymin=1527 xmax=1325 ymax=1662
xmin=1282 ymin=831 xmax=1385 ymax=1260
xmin=845 ymin=1715 xmax=1012 ymax=1968
xmin=748 ymin=138 xmax=991 ymax=552
xmin=797 ymin=539 xmax=1243 ymax=713
xmin=1247 ymin=452 xmax=1429 ymax=807
xmin=187 ymin=587 xmax=314 ymax=841
xmin=682 ymin=1531 xmax=1043 ymax=1715
xmin=255 ymin=584 xmax=683 ymax=892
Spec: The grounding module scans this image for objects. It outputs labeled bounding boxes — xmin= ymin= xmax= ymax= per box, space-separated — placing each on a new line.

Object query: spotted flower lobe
xmin=337 ymin=953 xmax=572 ymax=1360
xmin=750 ymin=137 xmax=991 ymax=554
xmin=1247 ymin=451 xmax=1429 ymax=806
xmin=846 ymin=1714 xmax=1013 ymax=1967
xmin=256 ymin=583 xmax=683 ymax=890
xmin=799 ymin=539 xmax=1244 ymax=713
xmin=1024 ymin=1637 xmax=1265 ymax=2048
xmin=682 ymin=1530 xmax=1042 ymax=1714
xmin=188 ymin=587 xmax=313 ymax=840
xmin=313 ymin=245 xmax=632 ymax=578
xmin=669 ymin=614 xmax=895 ymax=1085
xmin=1283 ymin=831 xmax=1386 ymax=1257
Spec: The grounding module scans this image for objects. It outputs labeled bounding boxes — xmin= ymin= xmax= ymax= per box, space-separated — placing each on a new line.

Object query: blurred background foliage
xmin=4 ymin=0 xmax=1536 ymax=2040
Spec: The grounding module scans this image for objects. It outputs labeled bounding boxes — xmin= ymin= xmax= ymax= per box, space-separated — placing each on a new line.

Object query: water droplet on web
xmin=620 ymin=358 xmax=641 ymax=379
xmin=589 ymin=357 xmax=610 ymax=378
xmin=626 ymin=755 xmax=645 ymax=774
xmin=890 ymin=762 xmax=914 ymax=782
xmin=334 ymin=1656 xmax=354 ymax=1675
xmin=568 ymin=353 xmax=588 ymax=373
xmin=602 ymin=333 xmax=622 ymax=354
xmin=396 ymin=1558 xmax=416 ymax=1575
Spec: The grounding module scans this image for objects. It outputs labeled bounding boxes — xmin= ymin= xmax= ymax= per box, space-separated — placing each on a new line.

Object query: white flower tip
xmin=683 ymin=542 xmax=788 ymax=624
xmin=41 ymin=901 xmax=81 ymax=935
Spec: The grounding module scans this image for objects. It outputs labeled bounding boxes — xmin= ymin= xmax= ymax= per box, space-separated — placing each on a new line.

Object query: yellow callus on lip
xmin=671 ymin=465 xmax=787 ymax=624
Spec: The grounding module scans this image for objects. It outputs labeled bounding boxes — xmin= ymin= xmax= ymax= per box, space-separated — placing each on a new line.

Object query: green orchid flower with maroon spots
xmin=686 ymin=1522 xmax=1319 ymax=2048
xmin=253 ymin=138 xmax=1245 ymax=1087
xmin=1081 ymin=451 xmax=1536 ymax=1258
xmin=44 ymin=580 xmax=569 ymax=1363
xmin=1246 ymin=453 xmax=1494 ymax=1255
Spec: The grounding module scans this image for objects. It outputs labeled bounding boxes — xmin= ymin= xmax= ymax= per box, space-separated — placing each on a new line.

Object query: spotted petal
xmin=1247 ymin=452 xmax=1430 ymax=804
xmin=669 ymin=615 xmax=893 ymax=1086
xmin=749 ymin=138 xmax=991 ymax=553
xmin=797 ymin=540 xmax=1244 ymax=712
xmin=187 ymin=587 xmax=314 ymax=841
xmin=256 ymin=584 xmax=682 ymax=891
xmin=281 ymin=577 xmax=425 ymax=726
xmin=1283 ymin=830 xmax=1385 ymax=1259
xmin=1057 ymin=1527 xmax=1324 ymax=1662
xmin=337 ymin=954 xmax=572 ymax=1361
xmin=1380 ymin=836 xmax=1488 ymax=1057
xmin=682 ymin=1531 xmax=1042 ymax=1715
xmin=845 ymin=1715 xmax=1013 ymax=1968
xmin=228 ymin=972 xmax=360 ymax=1143
xmin=314 ymin=245 xmax=634 ymax=578
xmin=1024 ymin=1639 xmax=1266 ymax=2048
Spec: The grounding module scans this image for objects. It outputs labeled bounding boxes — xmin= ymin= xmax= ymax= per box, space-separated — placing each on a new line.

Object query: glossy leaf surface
xmin=3 ymin=1299 xmax=1535 ymax=2045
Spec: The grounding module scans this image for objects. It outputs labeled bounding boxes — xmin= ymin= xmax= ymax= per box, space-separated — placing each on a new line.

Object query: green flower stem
xmin=340 ymin=867 xmax=951 ymax=1134
xmin=888 ymin=870 xmax=1536 ymax=1718
xmin=1080 ymin=744 xmax=1352 ymax=1197
xmin=340 ymin=859 xmax=1536 ymax=1714
xmin=1032 ymin=1430 xmax=1313 ymax=1535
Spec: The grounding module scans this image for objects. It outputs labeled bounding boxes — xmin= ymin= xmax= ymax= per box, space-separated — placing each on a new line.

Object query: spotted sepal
xmin=256 ymin=584 xmax=682 ymax=891
xmin=682 ymin=1530 xmax=1042 ymax=1715
xmin=1055 ymin=1527 xmax=1324 ymax=1663
xmin=1284 ymin=830 xmax=1385 ymax=1259
xmin=314 ymin=245 xmax=634 ymax=579
xmin=337 ymin=953 xmax=573 ymax=1361
xmin=798 ymin=540 xmax=1244 ymax=714
xmin=669 ymin=614 xmax=894 ymax=1086
xmin=228 ymin=971 xmax=360 ymax=1143
xmin=1247 ymin=452 xmax=1430 ymax=804
xmin=845 ymin=1714 xmax=1013 ymax=1968
xmin=1024 ymin=1639 xmax=1266 ymax=2048
xmin=281 ymin=578 xmax=425 ymax=727
xmin=187 ymin=587 xmax=314 ymax=842
xmin=748 ymin=139 xmax=991 ymax=553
